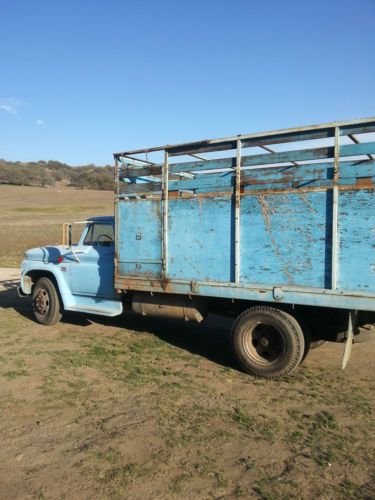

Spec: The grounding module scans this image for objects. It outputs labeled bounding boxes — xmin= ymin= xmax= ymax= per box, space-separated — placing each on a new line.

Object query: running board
xmin=65 ymin=295 xmax=123 ymax=317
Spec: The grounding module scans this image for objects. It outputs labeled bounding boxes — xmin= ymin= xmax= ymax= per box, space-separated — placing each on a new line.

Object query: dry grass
xmin=0 ymin=184 xmax=113 ymax=267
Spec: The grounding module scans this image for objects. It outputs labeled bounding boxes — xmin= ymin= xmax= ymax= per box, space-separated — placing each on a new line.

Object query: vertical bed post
xmin=114 ymin=157 xmax=119 ymax=285
xmin=235 ymin=139 xmax=242 ymax=283
xmin=162 ymin=150 xmax=169 ymax=279
xmin=331 ymin=126 xmax=340 ymax=290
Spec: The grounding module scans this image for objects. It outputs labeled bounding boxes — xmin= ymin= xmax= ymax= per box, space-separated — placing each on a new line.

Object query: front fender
xmin=20 ymin=260 xmax=123 ymax=317
xmin=20 ymin=260 xmax=75 ymax=309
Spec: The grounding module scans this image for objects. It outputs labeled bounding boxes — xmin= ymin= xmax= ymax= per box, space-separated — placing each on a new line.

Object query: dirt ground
xmin=0 ymin=268 xmax=374 ymax=499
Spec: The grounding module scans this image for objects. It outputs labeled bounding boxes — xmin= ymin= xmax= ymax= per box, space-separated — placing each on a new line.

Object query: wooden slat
xmin=114 ymin=118 xmax=375 ymax=159
xmin=119 ymin=182 xmax=162 ymax=195
xmin=120 ymin=165 xmax=162 ymax=178
xmin=119 ymin=159 xmax=375 ymax=195
xmin=168 ymin=142 xmax=375 ymax=175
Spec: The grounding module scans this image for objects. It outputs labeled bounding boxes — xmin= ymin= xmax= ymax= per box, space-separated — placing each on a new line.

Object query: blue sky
xmin=1 ymin=0 xmax=374 ymax=165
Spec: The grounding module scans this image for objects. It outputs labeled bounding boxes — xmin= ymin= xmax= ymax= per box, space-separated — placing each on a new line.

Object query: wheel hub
xmin=260 ymin=337 xmax=269 ymax=347
xmin=244 ymin=322 xmax=285 ymax=366
xmin=34 ymin=289 xmax=49 ymax=316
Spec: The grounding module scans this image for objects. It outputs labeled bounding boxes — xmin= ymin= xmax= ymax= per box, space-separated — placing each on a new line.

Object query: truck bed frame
xmin=114 ymin=117 xmax=375 ymax=312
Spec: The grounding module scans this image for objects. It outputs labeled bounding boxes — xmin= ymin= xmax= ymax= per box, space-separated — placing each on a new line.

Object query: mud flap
xmin=341 ymin=310 xmax=357 ymax=370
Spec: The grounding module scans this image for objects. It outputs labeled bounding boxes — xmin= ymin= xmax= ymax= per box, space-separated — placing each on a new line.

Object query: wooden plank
xmin=242 ymin=142 xmax=375 ymax=169
xmin=168 ymin=142 xmax=375 ymax=175
xmin=120 ymin=159 xmax=375 ymax=196
xmin=242 ymin=159 xmax=375 ymax=184
xmin=119 ymin=182 xmax=162 ymax=195
xmin=114 ymin=117 xmax=375 ymax=159
xmin=340 ymin=123 xmax=375 ymax=136
xmin=120 ymin=165 xmax=162 ymax=178
xmin=168 ymin=130 xmax=332 ymax=156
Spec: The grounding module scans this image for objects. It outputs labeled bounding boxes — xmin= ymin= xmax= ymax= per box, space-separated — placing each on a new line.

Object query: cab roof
xmin=87 ymin=216 xmax=114 ymax=223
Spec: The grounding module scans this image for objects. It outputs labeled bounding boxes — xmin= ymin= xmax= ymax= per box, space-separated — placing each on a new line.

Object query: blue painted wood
xmin=166 ymin=160 xmax=375 ymax=194
xmin=239 ymin=192 xmax=331 ymax=287
xmin=115 ymin=120 xmax=375 ymax=311
xmin=168 ymin=197 xmax=233 ymax=282
xmin=164 ymin=142 xmax=375 ymax=176
xmin=117 ymin=199 xmax=162 ymax=278
xmin=118 ymin=262 xmax=162 ymax=279
xmin=118 ymin=160 xmax=375 ymax=198
xmin=337 ymin=190 xmax=375 ymax=291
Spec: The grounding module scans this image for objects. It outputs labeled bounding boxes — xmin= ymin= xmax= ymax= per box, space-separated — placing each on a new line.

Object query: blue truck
xmin=19 ymin=117 xmax=375 ymax=378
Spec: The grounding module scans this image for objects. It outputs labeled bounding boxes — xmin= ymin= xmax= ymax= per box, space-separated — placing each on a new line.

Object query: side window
xmin=83 ymin=223 xmax=114 ymax=246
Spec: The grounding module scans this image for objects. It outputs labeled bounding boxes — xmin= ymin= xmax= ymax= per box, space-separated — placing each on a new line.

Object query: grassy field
xmin=0 ymin=184 xmax=113 ymax=267
xmin=0 ymin=284 xmax=374 ymax=499
xmin=0 ymin=184 xmax=374 ymax=498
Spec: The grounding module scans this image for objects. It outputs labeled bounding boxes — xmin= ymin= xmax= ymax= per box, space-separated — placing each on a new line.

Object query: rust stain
xmin=169 ymin=191 xmax=180 ymax=199
xmin=256 ymin=195 xmax=294 ymax=284
xmin=257 ymin=194 xmax=273 ymax=231
xmin=116 ymin=181 xmax=375 ymax=204
xmin=161 ymin=278 xmax=172 ymax=293
xmin=298 ymin=192 xmax=318 ymax=212
xmin=241 ymin=174 xmax=293 ymax=187
xmin=356 ymin=177 xmax=373 ymax=188
xmin=257 ymin=194 xmax=280 ymax=256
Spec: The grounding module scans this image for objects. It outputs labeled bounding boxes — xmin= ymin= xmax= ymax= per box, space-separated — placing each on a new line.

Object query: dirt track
xmin=0 ymin=268 xmax=374 ymax=499
xmin=0 ymin=267 xmax=19 ymax=290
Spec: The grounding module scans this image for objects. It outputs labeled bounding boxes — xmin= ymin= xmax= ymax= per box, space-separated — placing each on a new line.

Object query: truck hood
xmin=24 ymin=246 xmax=65 ymax=263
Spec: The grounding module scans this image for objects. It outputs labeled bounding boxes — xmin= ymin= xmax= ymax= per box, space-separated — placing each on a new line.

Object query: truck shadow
xmin=0 ymin=285 xmax=237 ymax=371
xmin=64 ymin=312 xmax=237 ymax=370
xmin=0 ymin=279 xmax=34 ymax=319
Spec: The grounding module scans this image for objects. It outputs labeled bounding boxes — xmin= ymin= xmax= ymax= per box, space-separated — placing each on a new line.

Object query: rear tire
xmin=32 ymin=277 xmax=62 ymax=325
xmin=231 ymin=306 xmax=305 ymax=379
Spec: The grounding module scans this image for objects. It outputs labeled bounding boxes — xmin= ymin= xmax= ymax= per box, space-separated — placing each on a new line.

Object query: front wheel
xmin=231 ymin=306 xmax=305 ymax=379
xmin=32 ymin=277 xmax=62 ymax=325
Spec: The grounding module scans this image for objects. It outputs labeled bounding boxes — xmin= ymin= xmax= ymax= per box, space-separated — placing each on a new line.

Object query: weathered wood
xmin=115 ymin=118 xmax=375 ymax=312
xmin=120 ymin=165 xmax=162 ymax=178
xmin=168 ymin=142 xmax=375 ymax=175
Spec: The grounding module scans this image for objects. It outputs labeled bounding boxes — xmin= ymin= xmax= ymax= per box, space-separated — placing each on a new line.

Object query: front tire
xmin=231 ymin=306 xmax=305 ymax=379
xmin=32 ymin=277 xmax=62 ymax=325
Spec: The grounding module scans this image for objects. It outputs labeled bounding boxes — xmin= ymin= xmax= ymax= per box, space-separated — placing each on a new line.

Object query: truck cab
xmin=19 ymin=216 xmax=123 ymax=324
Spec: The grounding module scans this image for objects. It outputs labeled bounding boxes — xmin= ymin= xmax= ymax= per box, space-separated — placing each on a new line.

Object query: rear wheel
xmin=32 ymin=277 xmax=62 ymax=325
xmin=231 ymin=306 xmax=305 ymax=379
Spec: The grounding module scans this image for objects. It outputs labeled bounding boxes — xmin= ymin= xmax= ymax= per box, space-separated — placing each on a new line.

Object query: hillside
xmin=0 ymin=159 xmax=114 ymax=191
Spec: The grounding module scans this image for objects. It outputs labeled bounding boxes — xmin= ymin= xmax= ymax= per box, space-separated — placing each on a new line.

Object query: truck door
xmin=68 ymin=222 xmax=116 ymax=298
